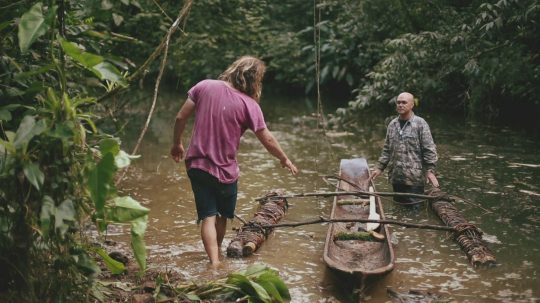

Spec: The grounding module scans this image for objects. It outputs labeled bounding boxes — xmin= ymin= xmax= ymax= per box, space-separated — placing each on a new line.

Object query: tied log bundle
xmin=428 ymin=188 xmax=496 ymax=267
xmin=227 ymin=190 xmax=288 ymax=258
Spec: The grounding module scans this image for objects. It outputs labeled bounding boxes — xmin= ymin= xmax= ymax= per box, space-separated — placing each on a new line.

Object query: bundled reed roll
xmin=227 ymin=190 xmax=288 ymax=257
xmin=429 ymin=188 xmax=496 ymax=267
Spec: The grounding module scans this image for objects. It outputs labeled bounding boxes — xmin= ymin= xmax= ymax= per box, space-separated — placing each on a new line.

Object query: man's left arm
xmin=421 ymin=122 xmax=439 ymax=187
xmin=255 ymin=128 xmax=298 ymax=175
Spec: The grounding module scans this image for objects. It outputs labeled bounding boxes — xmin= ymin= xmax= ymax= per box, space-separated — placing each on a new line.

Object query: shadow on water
xmin=111 ymin=88 xmax=539 ymax=302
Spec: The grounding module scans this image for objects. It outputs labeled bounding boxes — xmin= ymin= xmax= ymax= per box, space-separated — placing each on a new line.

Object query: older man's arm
xmin=420 ymin=121 xmax=439 ymax=187
xmin=372 ymin=126 xmax=392 ymax=180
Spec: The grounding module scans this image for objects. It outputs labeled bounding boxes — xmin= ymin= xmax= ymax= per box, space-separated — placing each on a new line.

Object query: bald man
xmin=371 ymin=92 xmax=439 ymax=206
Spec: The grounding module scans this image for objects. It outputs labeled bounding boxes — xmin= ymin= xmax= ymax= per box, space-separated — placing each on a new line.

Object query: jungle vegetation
xmin=1 ymin=0 xmax=538 ymax=301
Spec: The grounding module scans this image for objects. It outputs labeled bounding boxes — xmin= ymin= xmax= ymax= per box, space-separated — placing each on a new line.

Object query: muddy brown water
xmin=112 ymin=90 xmax=539 ymax=302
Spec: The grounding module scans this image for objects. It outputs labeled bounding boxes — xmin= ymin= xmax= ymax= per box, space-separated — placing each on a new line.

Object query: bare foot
xmin=208 ymin=260 xmax=221 ymax=270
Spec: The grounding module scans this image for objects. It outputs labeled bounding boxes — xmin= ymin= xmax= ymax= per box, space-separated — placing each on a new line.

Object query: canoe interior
xmin=323 ymin=158 xmax=395 ymax=276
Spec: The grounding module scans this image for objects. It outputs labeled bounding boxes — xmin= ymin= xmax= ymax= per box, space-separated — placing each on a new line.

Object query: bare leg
xmin=200 ymin=216 xmax=220 ymax=266
xmin=215 ymin=216 xmax=228 ymax=248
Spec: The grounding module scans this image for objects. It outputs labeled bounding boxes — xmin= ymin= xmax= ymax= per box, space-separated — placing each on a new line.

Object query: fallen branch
xmin=325 ymin=174 xmax=491 ymax=214
xmin=255 ymin=190 xmax=452 ymax=202
xmin=259 ymin=216 xmax=456 ymax=232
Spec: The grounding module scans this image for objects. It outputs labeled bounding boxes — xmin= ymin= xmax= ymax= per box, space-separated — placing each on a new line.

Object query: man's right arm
xmin=170 ymin=98 xmax=196 ymax=163
xmin=255 ymin=128 xmax=298 ymax=175
xmin=372 ymin=127 xmax=392 ymax=179
xmin=420 ymin=121 xmax=439 ymax=187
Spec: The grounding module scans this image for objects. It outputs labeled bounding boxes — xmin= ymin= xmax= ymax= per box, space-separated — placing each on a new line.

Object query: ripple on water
xmin=438 ymin=277 xmax=466 ymax=291
xmin=288 ymin=287 xmax=315 ymax=303
xmin=482 ymin=233 xmax=502 ymax=244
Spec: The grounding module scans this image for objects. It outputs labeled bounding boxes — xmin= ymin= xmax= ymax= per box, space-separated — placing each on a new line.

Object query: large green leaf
xmin=257 ymin=272 xmax=290 ymax=301
xmin=227 ymin=273 xmax=269 ymax=301
xmin=14 ymin=115 xmax=36 ymax=147
xmin=106 ymin=196 xmax=149 ymax=222
xmin=14 ymin=115 xmax=47 ymax=150
xmin=99 ymin=138 xmax=140 ymax=168
xmin=243 ymin=263 xmax=269 ymax=278
xmin=18 ymin=2 xmax=56 ymax=53
xmin=91 ymin=61 xmax=125 ymax=84
xmin=248 ymin=280 xmax=271 ymax=303
xmin=130 ymin=216 xmax=148 ymax=272
xmin=60 ymin=38 xmax=103 ymax=68
xmin=95 ymin=248 xmax=126 ymax=274
xmin=51 ymin=121 xmax=75 ymax=140
xmin=60 ymin=39 xmax=125 ymax=84
xmin=23 ymin=161 xmax=44 ymax=191
xmin=102 ymin=196 xmax=148 ymax=272
xmin=85 ymin=153 xmax=116 ymax=215
xmin=228 ymin=266 xmax=290 ymax=302
xmin=227 ymin=274 xmax=253 ymax=294
xmin=55 ymin=199 xmax=76 ymax=236
xmin=256 ymin=279 xmax=283 ymax=303
xmin=0 ymin=109 xmax=11 ymax=121
xmin=99 ymin=138 xmax=120 ymax=156
xmin=0 ymin=132 xmax=16 ymax=154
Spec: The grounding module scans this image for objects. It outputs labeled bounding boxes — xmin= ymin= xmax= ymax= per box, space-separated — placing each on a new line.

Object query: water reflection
xmin=113 ymin=92 xmax=539 ymax=302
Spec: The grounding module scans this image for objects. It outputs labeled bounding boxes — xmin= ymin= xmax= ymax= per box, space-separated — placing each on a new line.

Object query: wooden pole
xmin=258 ymin=216 xmax=456 ymax=232
xmin=255 ymin=190 xmax=452 ymax=202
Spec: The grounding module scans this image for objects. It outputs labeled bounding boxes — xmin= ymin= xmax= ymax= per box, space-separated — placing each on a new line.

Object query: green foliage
xmin=334 ymin=231 xmax=380 ymax=241
xmin=86 ymin=152 xmax=116 ymax=216
xmin=158 ymin=0 xmax=536 ymax=125
xmin=159 ymin=1 xmax=315 ymax=90
xmin=60 ymin=38 xmax=126 ymax=85
xmin=176 ymin=264 xmax=291 ymax=302
xmin=18 ymin=2 xmax=57 ymax=53
xmin=169 ymin=0 xmax=269 ymax=87
xmin=332 ymin=0 xmax=540 ymax=123
xmin=95 ymin=248 xmax=125 ymax=275
xmin=1 ymin=0 xmax=155 ymax=301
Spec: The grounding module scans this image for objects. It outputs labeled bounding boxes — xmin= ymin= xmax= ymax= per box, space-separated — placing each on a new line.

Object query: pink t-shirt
xmin=185 ymin=79 xmax=267 ymax=183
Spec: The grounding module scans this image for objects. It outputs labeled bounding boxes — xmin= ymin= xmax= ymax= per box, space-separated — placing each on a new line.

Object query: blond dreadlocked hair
xmin=218 ymin=56 xmax=266 ymax=102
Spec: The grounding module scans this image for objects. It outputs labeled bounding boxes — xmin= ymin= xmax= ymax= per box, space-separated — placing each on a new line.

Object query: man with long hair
xmin=170 ymin=56 xmax=298 ymax=267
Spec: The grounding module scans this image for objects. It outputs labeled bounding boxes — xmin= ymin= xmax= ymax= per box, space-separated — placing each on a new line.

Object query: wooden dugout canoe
xmin=323 ymin=158 xmax=395 ymax=285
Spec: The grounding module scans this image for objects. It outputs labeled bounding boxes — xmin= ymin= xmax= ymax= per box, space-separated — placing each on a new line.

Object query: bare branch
xmin=260 ymin=216 xmax=456 ymax=232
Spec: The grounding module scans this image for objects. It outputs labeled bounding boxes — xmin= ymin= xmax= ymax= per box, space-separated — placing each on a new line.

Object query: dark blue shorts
xmin=187 ymin=168 xmax=238 ymax=223
xmin=392 ymin=183 xmax=424 ymax=206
